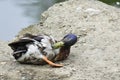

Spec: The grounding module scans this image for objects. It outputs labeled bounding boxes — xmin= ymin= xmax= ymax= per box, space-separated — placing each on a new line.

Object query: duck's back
xmin=9 ymin=34 xmax=60 ymax=64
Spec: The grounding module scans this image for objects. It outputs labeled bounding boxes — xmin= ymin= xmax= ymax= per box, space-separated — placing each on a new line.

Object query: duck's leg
xmin=42 ymin=56 xmax=63 ymax=67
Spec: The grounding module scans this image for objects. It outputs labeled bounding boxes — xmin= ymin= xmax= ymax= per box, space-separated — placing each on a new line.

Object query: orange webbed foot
xmin=42 ymin=56 xmax=63 ymax=67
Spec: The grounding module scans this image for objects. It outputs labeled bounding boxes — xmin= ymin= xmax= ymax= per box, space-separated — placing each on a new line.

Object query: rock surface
xmin=0 ymin=0 xmax=120 ymax=80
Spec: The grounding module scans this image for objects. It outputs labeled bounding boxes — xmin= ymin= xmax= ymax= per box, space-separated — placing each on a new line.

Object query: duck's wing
xmin=8 ymin=38 xmax=34 ymax=51
xmin=24 ymin=33 xmax=44 ymax=42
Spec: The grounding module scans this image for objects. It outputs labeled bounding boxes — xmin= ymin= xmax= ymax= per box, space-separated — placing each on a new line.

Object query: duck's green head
xmin=53 ymin=34 xmax=77 ymax=49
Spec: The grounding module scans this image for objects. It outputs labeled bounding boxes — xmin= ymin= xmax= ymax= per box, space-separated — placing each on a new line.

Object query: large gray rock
xmin=1 ymin=0 xmax=120 ymax=80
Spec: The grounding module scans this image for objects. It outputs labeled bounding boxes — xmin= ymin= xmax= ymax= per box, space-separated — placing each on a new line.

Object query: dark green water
xmin=99 ymin=0 xmax=120 ymax=7
xmin=0 ymin=0 xmax=119 ymax=41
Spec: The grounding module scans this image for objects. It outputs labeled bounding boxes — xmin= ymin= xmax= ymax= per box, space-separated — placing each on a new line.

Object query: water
xmin=99 ymin=0 xmax=120 ymax=8
xmin=0 ymin=0 xmax=119 ymax=41
xmin=0 ymin=0 xmax=65 ymax=41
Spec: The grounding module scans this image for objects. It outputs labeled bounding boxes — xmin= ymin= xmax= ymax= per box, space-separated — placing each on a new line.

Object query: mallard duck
xmin=8 ymin=33 xmax=77 ymax=67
